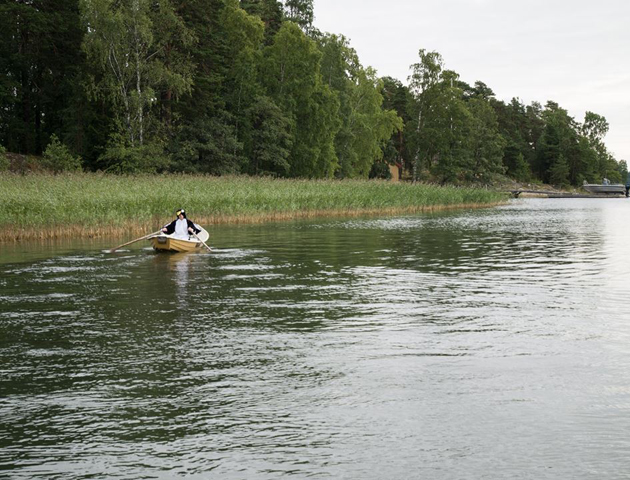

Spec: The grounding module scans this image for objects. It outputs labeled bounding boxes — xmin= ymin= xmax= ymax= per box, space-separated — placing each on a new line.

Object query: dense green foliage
xmin=42 ymin=135 xmax=82 ymax=173
xmin=0 ymin=173 xmax=506 ymax=236
xmin=0 ymin=0 xmax=624 ymax=185
xmin=0 ymin=146 xmax=8 ymax=171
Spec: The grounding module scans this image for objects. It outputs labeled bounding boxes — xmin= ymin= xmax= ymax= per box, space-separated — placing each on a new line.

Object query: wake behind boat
xmin=151 ymin=227 xmax=210 ymax=252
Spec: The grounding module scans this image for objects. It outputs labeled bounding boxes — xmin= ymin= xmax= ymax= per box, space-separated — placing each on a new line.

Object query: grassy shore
xmin=0 ymin=173 xmax=508 ymax=241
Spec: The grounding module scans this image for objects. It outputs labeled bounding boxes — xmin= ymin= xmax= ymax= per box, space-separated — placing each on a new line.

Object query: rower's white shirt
xmin=173 ymin=218 xmax=189 ymax=239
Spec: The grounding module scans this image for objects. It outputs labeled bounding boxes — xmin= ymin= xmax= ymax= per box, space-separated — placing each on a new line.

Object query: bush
xmin=98 ymin=137 xmax=170 ymax=173
xmin=43 ymin=135 xmax=82 ymax=173
xmin=0 ymin=146 xmax=9 ymax=171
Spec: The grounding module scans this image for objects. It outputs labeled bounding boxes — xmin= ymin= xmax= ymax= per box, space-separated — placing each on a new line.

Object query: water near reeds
xmin=2 ymin=198 xmax=630 ymax=479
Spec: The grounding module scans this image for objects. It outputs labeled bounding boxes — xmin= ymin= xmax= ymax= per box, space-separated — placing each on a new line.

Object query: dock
xmin=509 ymin=190 xmax=627 ymax=199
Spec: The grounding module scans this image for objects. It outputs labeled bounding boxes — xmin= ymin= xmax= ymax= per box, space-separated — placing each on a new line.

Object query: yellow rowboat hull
xmin=150 ymin=228 xmax=210 ymax=252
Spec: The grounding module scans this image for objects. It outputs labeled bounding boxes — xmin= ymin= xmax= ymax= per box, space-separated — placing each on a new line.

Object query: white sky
xmin=314 ymin=0 xmax=630 ymax=162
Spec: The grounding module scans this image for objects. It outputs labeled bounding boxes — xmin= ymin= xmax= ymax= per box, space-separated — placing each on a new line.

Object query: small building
xmin=388 ymin=164 xmax=400 ymax=182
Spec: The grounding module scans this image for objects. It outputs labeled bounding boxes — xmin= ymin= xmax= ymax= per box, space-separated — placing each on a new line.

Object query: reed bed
xmin=0 ymin=173 xmax=508 ymax=241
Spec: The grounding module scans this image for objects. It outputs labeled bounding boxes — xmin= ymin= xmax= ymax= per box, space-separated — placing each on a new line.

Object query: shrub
xmin=43 ymin=135 xmax=82 ymax=173
xmin=0 ymin=146 xmax=9 ymax=171
xmin=98 ymin=137 xmax=170 ymax=174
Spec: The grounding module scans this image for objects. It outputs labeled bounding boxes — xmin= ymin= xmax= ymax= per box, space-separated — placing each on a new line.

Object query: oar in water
xmin=109 ymin=230 xmax=163 ymax=253
xmin=191 ymin=231 xmax=212 ymax=252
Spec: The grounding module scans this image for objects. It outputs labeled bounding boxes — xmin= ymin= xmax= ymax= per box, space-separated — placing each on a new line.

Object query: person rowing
xmin=161 ymin=208 xmax=202 ymax=239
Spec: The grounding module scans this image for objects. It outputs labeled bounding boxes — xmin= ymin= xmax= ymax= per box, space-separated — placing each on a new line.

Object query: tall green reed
xmin=0 ymin=172 xmax=507 ymax=237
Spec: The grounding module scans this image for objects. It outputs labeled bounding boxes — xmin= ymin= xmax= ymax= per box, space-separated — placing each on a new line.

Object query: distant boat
xmin=583 ymin=179 xmax=627 ymax=195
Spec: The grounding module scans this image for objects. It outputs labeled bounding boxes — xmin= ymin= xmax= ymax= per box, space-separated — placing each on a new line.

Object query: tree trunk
xmin=136 ymin=58 xmax=143 ymax=146
xmin=20 ymin=23 xmax=32 ymax=154
xmin=135 ymin=36 xmax=143 ymax=145
xmin=161 ymin=44 xmax=173 ymax=131
xmin=161 ymin=89 xmax=172 ymax=129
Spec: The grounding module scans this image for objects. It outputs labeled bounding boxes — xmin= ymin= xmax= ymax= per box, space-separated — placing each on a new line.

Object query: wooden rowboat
xmin=150 ymin=228 xmax=210 ymax=252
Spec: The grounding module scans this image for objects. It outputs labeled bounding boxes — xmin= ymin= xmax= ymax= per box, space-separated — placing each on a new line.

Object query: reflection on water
xmin=2 ymin=198 xmax=630 ymax=479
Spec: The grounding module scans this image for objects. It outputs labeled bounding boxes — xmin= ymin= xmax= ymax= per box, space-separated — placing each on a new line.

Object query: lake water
xmin=2 ymin=198 xmax=630 ymax=479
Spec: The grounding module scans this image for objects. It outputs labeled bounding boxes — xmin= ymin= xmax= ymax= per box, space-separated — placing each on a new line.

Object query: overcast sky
xmin=314 ymin=0 xmax=630 ymax=162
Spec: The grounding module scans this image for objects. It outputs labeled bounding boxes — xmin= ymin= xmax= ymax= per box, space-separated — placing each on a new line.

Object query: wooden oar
xmin=191 ymin=231 xmax=212 ymax=252
xmin=109 ymin=230 xmax=163 ymax=253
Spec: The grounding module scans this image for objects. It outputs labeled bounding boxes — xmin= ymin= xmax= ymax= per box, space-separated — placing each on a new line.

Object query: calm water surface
xmin=2 ymin=198 xmax=630 ymax=479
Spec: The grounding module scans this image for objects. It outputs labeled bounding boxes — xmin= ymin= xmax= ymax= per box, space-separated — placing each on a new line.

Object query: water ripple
xmin=2 ymin=199 xmax=630 ymax=478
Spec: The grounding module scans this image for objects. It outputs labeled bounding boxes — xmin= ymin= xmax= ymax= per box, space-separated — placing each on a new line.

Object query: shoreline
xmin=2 ymin=202 xmax=505 ymax=242
xmin=0 ymin=173 xmax=509 ymax=242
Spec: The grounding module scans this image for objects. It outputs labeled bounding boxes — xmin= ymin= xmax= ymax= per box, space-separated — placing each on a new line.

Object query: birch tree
xmin=408 ymin=49 xmax=443 ymax=180
xmin=319 ymin=34 xmax=402 ymax=179
xmin=81 ymin=0 xmax=192 ymax=148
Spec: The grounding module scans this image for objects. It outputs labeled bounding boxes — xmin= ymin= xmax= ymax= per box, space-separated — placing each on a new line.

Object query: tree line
xmin=0 ymin=0 xmax=626 ymax=185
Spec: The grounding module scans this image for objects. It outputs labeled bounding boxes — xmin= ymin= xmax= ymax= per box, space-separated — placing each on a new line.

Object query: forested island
xmin=0 ymin=0 xmax=627 ymax=186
